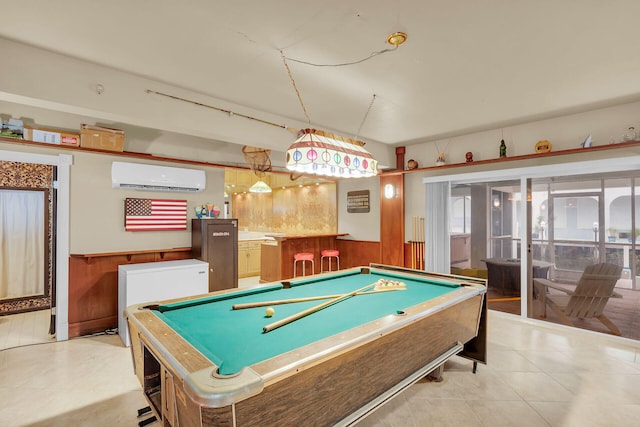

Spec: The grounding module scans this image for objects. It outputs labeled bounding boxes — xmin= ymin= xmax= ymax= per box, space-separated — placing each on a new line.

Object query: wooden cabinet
xmin=260 ymin=242 xmax=281 ymax=283
xmin=191 ymin=219 xmax=238 ymax=291
xmin=259 ymin=234 xmax=347 ymax=281
xmin=238 ymin=241 xmax=262 ymax=278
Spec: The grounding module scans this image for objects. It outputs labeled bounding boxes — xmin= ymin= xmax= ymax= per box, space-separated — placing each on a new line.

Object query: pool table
xmin=126 ymin=264 xmax=487 ymax=427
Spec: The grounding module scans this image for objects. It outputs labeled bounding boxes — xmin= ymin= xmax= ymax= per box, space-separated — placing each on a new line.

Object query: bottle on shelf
xmin=623 ymin=126 xmax=637 ymax=142
xmin=499 ymin=139 xmax=507 ymax=158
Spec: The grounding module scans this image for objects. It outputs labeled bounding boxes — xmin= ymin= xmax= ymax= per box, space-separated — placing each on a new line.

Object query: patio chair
xmin=533 ymin=263 xmax=623 ymax=335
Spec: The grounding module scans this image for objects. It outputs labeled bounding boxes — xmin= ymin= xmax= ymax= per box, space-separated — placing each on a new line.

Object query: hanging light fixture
xmin=280 ymin=31 xmax=407 ymax=179
xmin=249 ymin=179 xmax=272 ymax=193
xmin=286 ymin=128 xmax=378 ymax=178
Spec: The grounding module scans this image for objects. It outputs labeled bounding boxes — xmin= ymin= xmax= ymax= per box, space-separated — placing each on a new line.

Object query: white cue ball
xmin=265 ymin=307 xmax=275 ymax=317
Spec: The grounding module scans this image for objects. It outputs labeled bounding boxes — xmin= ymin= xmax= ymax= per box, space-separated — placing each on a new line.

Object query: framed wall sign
xmin=347 ymin=190 xmax=370 ymax=213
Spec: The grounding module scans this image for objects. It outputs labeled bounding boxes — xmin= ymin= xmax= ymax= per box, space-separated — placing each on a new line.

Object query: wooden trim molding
xmin=70 ymin=247 xmax=191 ymax=263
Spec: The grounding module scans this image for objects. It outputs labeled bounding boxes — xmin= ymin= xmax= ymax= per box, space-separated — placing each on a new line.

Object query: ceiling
xmin=2 ymin=1 xmax=640 ymax=151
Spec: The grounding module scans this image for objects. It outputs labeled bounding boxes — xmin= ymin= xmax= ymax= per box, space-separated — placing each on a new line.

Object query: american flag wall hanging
xmin=124 ymin=198 xmax=187 ymax=231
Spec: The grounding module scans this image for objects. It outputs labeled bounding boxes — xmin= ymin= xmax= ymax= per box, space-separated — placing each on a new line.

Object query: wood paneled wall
xmin=379 ymin=173 xmax=405 ymax=266
xmin=67 ymin=249 xmax=191 ymax=337
xmin=262 ymin=236 xmax=344 ymax=281
xmin=335 ymin=240 xmax=381 ymax=270
xmin=233 ymin=183 xmax=336 ymax=234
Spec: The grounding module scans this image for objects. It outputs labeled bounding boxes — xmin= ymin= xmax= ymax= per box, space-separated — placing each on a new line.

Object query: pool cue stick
xmin=413 ymin=242 xmax=416 ymax=269
xmin=415 ymin=216 xmax=419 ymax=269
xmin=419 ymin=217 xmax=425 ymax=269
xmin=411 ymin=217 xmax=417 ymax=269
xmin=417 ymin=216 xmax=420 ymax=269
xmin=262 ymin=284 xmax=374 ymax=333
xmin=233 ymin=288 xmax=401 ymax=310
xmin=419 ymin=216 xmax=423 ymax=269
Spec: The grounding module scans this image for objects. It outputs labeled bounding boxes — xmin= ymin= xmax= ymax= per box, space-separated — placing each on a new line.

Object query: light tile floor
xmin=360 ymin=312 xmax=640 ymax=427
xmin=2 ymin=301 xmax=640 ymax=425
xmin=0 ymin=309 xmax=54 ymax=351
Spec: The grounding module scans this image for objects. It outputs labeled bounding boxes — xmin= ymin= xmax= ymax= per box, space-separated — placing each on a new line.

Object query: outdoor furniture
xmin=533 ymin=262 xmax=623 ymax=335
xmin=482 ymin=258 xmax=554 ymax=295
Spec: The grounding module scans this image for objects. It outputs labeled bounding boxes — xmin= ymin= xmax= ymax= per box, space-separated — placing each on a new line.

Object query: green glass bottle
xmin=499 ymin=139 xmax=507 ymax=158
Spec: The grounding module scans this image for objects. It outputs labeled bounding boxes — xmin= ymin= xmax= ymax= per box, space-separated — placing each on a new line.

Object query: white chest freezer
xmin=118 ymin=258 xmax=209 ymax=346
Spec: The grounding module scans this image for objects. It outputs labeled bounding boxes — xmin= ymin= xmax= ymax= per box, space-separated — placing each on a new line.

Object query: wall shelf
xmin=70 ymin=247 xmax=191 ymax=263
xmin=7 ymin=134 xmax=638 ymax=179
xmin=382 ymin=140 xmax=640 ymax=175
xmin=0 ymin=135 xmax=301 ymax=177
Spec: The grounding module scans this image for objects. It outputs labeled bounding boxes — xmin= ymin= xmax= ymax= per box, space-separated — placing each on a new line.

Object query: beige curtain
xmin=425 ymin=182 xmax=451 ymax=273
xmin=0 ymin=190 xmax=45 ymax=298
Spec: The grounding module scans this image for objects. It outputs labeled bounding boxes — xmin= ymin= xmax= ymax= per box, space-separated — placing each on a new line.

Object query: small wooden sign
xmin=347 ymin=190 xmax=370 ymax=213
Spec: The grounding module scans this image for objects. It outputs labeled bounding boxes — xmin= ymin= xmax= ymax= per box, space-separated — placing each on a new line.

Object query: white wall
xmin=0 ymin=141 xmax=226 ymax=254
xmin=337 ymin=176 xmax=380 ymax=242
xmin=69 ymin=152 xmax=225 ymax=253
xmin=403 ymin=100 xmax=640 ymax=242
xmin=405 ymin=100 xmax=640 ymax=166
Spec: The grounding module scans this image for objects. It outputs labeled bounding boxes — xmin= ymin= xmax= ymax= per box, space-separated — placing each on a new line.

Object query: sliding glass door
xmin=444 ymin=171 xmax=640 ymax=339
xmin=548 ymin=191 xmax=602 ymax=273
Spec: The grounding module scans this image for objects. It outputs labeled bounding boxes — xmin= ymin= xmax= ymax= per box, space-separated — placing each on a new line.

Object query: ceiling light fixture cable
xmin=280 ymin=50 xmax=312 ymax=125
xmin=284 ymin=45 xmax=398 ymax=67
xmin=282 ymin=31 xmax=407 ymax=67
xmin=353 ymin=94 xmax=376 ymax=142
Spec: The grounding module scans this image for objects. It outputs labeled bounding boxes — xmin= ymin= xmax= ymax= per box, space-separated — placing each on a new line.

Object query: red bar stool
xmin=321 ymin=249 xmax=340 ymax=273
xmin=293 ymin=252 xmax=315 ymax=277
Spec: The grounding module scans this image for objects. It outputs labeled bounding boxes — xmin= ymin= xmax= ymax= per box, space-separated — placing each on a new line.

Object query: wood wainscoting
xmin=68 ymin=248 xmax=191 ymax=337
xmin=260 ymin=234 xmax=348 ymax=281
xmin=260 ymin=238 xmax=382 ymax=282
xmin=335 ymin=240 xmax=381 ymax=270
xmin=380 ymin=173 xmax=405 ymax=266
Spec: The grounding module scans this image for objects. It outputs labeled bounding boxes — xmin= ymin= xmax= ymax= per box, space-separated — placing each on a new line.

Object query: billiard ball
xmin=265 ymin=307 xmax=275 ymax=317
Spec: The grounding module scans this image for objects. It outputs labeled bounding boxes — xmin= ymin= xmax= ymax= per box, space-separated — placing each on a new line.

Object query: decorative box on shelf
xmin=23 ymin=125 xmax=80 ymax=146
xmin=80 ymin=124 xmax=125 ymax=152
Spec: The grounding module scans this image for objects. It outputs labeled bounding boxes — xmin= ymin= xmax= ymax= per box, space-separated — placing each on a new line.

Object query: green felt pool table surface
xmin=152 ymin=268 xmax=464 ymax=375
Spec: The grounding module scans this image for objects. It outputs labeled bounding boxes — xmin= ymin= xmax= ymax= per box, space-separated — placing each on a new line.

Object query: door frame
xmin=0 ymin=149 xmax=71 ymax=340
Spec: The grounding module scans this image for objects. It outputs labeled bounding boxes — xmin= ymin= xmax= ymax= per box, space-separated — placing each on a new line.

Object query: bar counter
xmin=260 ymin=233 xmax=348 ymax=282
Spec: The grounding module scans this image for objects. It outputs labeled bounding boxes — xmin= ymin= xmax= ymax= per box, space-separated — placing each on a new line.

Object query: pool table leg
xmin=426 ymin=364 xmax=444 ymax=382
xmin=426 ymin=359 xmax=478 ymax=381
xmin=136 ymin=406 xmax=157 ymax=427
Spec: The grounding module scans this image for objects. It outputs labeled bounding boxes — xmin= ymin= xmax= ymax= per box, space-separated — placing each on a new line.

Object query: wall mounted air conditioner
xmin=111 ymin=161 xmax=206 ymax=192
